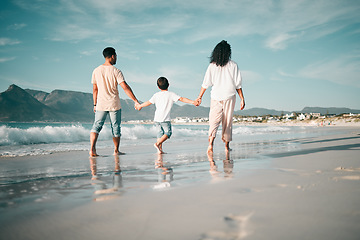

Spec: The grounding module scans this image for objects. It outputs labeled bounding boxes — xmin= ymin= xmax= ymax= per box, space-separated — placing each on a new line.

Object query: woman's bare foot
xmin=114 ymin=151 xmax=126 ymax=155
xmin=225 ymin=142 xmax=232 ymax=152
xmin=89 ymin=150 xmax=99 ymax=157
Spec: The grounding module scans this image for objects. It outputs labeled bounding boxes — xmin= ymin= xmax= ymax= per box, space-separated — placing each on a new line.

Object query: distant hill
xmin=1 ymin=84 xmax=358 ymax=122
xmin=29 ymin=89 xmax=94 ymax=121
xmin=300 ymin=107 xmax=360 ymax=115
xmin=0 ymin=85 xmax=209 ymax=122
xmin=0 ymin=85 xmax=66 ymax=122
xmin=235 ymin=107 xmax=290 ymax=116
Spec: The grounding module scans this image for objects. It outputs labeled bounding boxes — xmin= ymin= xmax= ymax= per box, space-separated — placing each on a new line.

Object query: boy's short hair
xmin=157 ymin=77 xmax=169 ymax=90
xmin=103 ymin=47 xmax=116 ymax=58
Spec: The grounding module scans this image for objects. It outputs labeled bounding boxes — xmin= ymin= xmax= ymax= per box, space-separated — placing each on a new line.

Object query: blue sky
xmin=0 ymin=0 xmax=359 ymax=111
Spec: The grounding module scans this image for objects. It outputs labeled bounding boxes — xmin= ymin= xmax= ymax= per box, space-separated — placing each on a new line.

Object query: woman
xmin=196 ymin=40 xmax=245 ymax=152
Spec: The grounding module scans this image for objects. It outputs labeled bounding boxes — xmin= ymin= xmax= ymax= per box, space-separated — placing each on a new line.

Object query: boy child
xmin=137 ymin=77 xmax=197 ymax=154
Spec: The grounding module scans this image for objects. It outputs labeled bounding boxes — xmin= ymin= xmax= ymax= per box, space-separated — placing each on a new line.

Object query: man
xmin=90 ymin=47 xmax=140 ymax=156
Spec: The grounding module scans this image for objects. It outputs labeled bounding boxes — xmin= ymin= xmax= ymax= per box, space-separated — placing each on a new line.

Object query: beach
xmin=0 ymin=124 xmax=360 ymax=239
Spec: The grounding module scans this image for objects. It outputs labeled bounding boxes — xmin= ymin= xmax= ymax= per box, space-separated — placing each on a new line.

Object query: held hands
xmin=194 ymin=97 xmax=202 ymax=106
xmin=134 ymin=102 xmax=142 ymax=111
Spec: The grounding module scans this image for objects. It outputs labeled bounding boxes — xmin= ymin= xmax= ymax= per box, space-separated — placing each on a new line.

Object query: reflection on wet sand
xmin=207 ymin=150 xmax=234 ymax=179
xmin=154 ymin=153 xmax=173 ymax=190
xmin=89 ymin=155 xmax=123 ymax=201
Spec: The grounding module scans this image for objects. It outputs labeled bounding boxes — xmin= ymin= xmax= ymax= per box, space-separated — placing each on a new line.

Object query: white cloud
xmin=146 ymin=39 xmax=170 ymax=45
xmin=0 ymin=57 xmax=16 ymax=63
xmin=299 ymin=55 xmax=360 ymax=87
xmin=125 ymin=71 xmax=157 ymax=85
xmin=49 ymin=24 xmax=102 ymax=42
xmin=185 ymin=0 xmax=360 ymax=49
xmin=7 ymin=23 xmax=27 ymax=30
xmin=242 ymin=71 xmax=262 ymax=84
xmin=277 ymin=70 xmax=295 ymax=78
xmin=265 ymin=33 xmax=298 ymax=50
xmin=12 ymin=0 xmax=360 ymax=50
xmin=0 ymin=38 xmax=21 ymax=46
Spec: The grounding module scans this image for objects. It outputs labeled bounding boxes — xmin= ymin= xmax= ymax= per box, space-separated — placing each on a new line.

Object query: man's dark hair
xmin=210 ymin=40 xmax=231 ymax=67
xmin=157 ymin=77 xmax=169 ymax=90
xmin=103 ymin=47 xmax=116 ymax=58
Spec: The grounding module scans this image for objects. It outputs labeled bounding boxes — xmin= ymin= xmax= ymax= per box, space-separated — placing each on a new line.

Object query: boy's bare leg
xmin=113 ymin=137 xmax=125 ymax=155
xmin=207 ymin=136 xmax=215 ymax=153
xmin=154 ymin=135 xmax=168 ymax=154
xmin=90 ymin=132 xmax=99 ymax=157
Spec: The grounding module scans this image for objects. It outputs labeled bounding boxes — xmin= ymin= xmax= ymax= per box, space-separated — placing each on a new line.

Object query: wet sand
xmin=1 ymin=127 xmax=360 ymax=239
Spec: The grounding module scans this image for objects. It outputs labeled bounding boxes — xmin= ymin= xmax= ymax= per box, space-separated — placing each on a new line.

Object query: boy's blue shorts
xmin=155 ymin=121 xmax=172 ymax=139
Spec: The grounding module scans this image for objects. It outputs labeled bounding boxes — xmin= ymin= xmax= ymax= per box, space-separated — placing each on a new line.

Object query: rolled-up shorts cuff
xmin=91 ymin=109 xmax=122 ymax=137
xmin=155 ymin=121 xmax=172 ymax=139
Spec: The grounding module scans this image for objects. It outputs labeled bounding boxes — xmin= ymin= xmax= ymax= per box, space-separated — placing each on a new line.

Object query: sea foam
xmin=0 ymin=124 xmax=291 ymax=147
xmin=0 ymin=125 xmax=90 ymax=146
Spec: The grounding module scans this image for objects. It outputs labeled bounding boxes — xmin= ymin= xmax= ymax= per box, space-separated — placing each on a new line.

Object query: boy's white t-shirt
xmin=149 ymin=91 xmax=180 ymax=122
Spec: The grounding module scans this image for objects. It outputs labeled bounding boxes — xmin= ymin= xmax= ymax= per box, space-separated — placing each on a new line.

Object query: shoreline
xmin=2 ymin=115 xmax=359 ymax=127
xmin=0 ymin=127 xmax=359 ymax=239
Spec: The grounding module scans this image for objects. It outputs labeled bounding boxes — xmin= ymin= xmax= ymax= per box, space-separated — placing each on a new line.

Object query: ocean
xmin=0 ymin=122 xmax=328 ymax=157
xmin=0 ymin=122 xmax=348 ymax=217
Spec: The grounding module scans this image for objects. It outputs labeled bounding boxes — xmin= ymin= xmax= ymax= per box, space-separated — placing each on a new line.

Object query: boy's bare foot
xmin=154 ymin=143 xmax=164 ymax=154
xmin=207 ymin=145 xmax=213 ymax=154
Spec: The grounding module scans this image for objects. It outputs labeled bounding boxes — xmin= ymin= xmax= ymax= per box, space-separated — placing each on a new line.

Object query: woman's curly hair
xmin=210 ymin=40 xmax=231 ymax=67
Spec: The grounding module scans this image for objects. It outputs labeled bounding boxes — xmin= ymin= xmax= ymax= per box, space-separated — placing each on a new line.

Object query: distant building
xmin=310 ymin=113 xmax=321 ymax=118
xmin=297 ymin=113 xmax=306 ymax=121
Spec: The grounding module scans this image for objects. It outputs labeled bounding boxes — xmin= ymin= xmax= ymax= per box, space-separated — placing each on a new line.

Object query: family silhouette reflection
xmin=154 ymin=153 xmax=173 ymax=189
xmin=207 ymin=150 xmax=234 ymax=179
xmin=89 ymin=155 xmax=123 ymax=201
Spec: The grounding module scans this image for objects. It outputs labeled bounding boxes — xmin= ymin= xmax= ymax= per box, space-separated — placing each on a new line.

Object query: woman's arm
xmin=237 ymin=88 xmax=245 ymax=110
xmin=196 ymin=87 xmax=207 ymax=106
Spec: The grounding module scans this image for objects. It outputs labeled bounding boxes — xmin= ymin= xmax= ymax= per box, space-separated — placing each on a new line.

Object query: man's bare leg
xmin=90 ymin=132 xmax=99 ymax=157
xmin=113 ymin=137 xmax=125 ymax=155
xmin=154 ymin=135 xmax=168 ymax=154
xmin=207 ymin=136 xmax=215 ymax=153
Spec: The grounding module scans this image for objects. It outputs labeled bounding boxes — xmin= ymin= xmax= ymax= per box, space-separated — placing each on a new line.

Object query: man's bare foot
xmin=154 ymin=143 xmax=164 ymax=154
xmin=114 ymin=151 xmax=126 ymax=155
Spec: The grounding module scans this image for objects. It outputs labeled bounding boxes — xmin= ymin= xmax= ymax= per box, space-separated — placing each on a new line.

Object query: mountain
xmin=0 ymin=85 xmax=66 ymax=122
xmin=300 ymin=107 xmax=360 ymax=115
xmin=2 ymin=85 xmax=208 ymax=122
xmin=25 ymin=87 xmax=209 ymax=121
xmin=234 ymin=107 xmax=290 ymax=116
xmin=1 ymin=85 xmax=359 ymax=122
xmin=172 ymin=104 xmax=209 ymax=118
xmin=39 ymin=89 xmax=93 ymax=121
xmin=25 ymin=89 xmax=49 ymax=102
